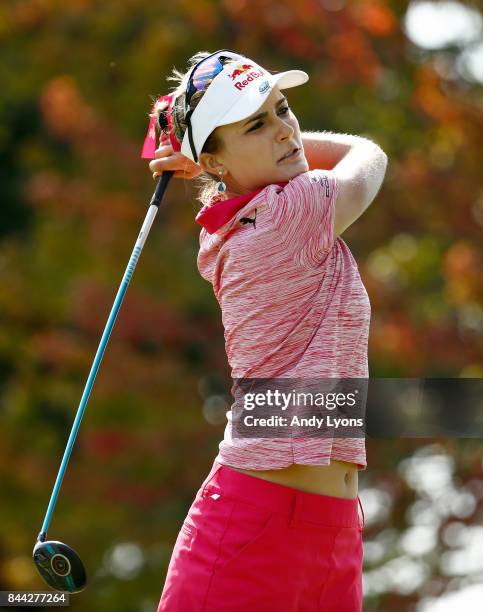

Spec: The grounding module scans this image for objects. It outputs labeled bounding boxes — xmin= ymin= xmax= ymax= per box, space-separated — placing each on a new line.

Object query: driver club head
xmin=33 ymin=540 xmax=86 ymax=593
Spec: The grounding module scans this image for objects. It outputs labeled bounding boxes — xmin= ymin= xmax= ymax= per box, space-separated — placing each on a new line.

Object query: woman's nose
xmin=276 ymin=118 xmax=294 ymax=140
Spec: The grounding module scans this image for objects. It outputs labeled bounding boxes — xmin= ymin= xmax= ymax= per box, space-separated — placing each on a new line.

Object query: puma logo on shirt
xmin=240 ymin=208 xmax=257 ymax=228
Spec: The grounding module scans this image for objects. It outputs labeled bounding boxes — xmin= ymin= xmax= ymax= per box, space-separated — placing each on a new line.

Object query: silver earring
xmin=216 ymin=169 xmax=227 ymax=196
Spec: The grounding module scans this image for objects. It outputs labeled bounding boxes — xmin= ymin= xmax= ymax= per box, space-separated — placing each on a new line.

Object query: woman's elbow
xmin=364 ymin=147 xmax=388 ymax=207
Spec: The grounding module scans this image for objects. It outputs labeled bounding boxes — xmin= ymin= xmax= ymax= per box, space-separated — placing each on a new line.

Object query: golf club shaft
xmin=38 ymin=171 xmax=174 ymax=542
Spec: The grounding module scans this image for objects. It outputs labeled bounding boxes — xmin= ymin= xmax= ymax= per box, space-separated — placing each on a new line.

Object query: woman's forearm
xmin=301 ymin=130 xmax=388 ymax=216
xmin=301 ymin=131 xmax=383 ymax=172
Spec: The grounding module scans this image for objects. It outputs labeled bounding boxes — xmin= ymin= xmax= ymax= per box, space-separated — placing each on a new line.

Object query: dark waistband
xmin=198 ymin=460 xmax=364 ymax=529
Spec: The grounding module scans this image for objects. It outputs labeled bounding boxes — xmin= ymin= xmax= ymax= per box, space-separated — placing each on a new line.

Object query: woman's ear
xmin=198 ymin=152 xmax=223 ymax=176
xmin=197 ymin=152 xmax=210 ymax=173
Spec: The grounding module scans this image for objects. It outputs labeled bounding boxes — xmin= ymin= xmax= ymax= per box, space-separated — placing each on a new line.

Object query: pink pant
xmin=158 ymin=461 xmax=364 ymax=611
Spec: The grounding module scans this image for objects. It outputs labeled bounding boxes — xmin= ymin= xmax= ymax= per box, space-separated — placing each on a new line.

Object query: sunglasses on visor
xmin=184 ymin=49 xmax=243 ymax=163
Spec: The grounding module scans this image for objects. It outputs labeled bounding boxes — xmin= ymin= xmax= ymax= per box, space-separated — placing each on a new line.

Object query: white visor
xmin=180 ymin=56 xmax=309 ymax=163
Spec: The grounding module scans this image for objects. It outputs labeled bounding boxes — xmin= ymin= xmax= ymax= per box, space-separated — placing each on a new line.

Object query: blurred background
xmin=1 ymin=0 xmax=482 ymax=610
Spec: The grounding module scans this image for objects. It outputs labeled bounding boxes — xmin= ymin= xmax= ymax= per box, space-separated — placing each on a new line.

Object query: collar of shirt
xmin=195 ymin=181 xmax=289 ymax=234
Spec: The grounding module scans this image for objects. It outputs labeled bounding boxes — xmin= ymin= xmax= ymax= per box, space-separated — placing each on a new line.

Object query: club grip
xmin=150 ymin=170 xmax=174 ymax=207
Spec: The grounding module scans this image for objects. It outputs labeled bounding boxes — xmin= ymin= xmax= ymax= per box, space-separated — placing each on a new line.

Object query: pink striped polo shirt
xmin=196 ymin=169 xmax=370 ymax=471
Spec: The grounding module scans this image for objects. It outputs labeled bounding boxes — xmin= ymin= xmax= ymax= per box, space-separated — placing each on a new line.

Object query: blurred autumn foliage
xmin=0 ymin=1 xmax=482 ymax=610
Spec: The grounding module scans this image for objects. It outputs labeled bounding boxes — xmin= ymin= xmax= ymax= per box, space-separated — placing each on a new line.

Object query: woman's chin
xmin=277 ymin=157 xmax=309 ymax=179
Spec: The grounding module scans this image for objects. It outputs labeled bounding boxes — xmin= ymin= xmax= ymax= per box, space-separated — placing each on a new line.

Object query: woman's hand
xmin=148 ymin=141 xmax=203 ymax=180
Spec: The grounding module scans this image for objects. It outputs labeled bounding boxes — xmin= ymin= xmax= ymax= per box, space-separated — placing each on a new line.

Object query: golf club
xmin=32 ymin=166 xmax=174 ymax=592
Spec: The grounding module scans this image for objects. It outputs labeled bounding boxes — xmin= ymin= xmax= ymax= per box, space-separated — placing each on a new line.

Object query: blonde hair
xmin=152 ymin=51 xmax=240 ymax=208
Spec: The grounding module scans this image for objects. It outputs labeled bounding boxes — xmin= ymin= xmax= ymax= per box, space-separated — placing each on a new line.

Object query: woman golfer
xmin=148 ymin=49 xmax=388 ymax=611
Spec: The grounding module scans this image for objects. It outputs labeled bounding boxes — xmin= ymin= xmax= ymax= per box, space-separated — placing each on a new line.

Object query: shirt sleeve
xmin=266 ymin=169 xmax=338 ymax=269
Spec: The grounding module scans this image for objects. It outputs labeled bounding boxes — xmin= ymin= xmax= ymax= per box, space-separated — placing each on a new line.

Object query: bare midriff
xmin=228 ymin=460 xmax=358 ymax=499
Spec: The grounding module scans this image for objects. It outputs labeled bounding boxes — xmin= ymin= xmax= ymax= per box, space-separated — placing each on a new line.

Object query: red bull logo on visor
xmin=228 ymin=63 xmax=265 ymax=90
xmin=228 ymin=63 xmax=253 ymax=80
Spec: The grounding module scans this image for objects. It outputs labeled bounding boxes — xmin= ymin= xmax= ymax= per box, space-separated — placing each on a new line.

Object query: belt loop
xmin=357 ymin=495 xmax=365 ymax=530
